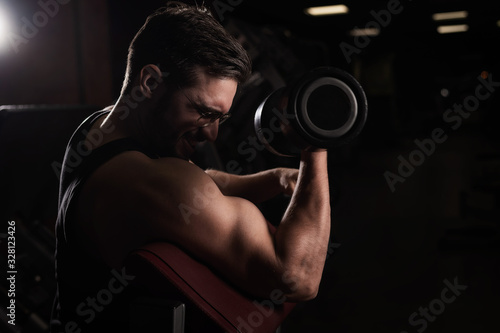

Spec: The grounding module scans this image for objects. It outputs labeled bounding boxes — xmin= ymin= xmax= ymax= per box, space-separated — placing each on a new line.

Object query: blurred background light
xmin=437 ymin=24 xmax=469 ymax=34
xmin=349 ymin=27 xmax=380 ymax=37
xmin=432 ymin=11 xmax=468 ymax=21
xmin=304 ymin=4 xmax=349 ymax=16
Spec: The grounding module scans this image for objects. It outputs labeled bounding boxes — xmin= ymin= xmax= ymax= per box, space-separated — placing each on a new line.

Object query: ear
xmin=139 ymin=64 xmax=164 ymax=98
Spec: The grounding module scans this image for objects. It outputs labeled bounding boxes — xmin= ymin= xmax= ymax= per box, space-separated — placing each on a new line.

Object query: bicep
xmin=143 ymin=160 xmax=282 ymax=296
xmin=181 ymin=195 xmax=278 ymax=282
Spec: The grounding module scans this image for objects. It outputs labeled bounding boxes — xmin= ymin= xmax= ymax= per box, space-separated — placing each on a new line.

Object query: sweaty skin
xmin=73 ymin=65 xmax=331 ymax=301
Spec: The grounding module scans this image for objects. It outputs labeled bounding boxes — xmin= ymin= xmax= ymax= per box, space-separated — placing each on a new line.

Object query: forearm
xmin=274 ymin=150 xmax=331 ymax=299
xmin=206 ymin=169 xmax=282 ymax=203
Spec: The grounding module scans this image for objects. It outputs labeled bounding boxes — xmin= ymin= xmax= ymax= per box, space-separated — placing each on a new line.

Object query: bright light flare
xmin=0 ymin=4 xmax=14 ymax=53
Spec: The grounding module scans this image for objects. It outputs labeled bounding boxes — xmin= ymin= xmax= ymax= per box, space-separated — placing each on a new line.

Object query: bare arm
xmin=94 ymin=149 xmax=330 ymax=301
xmin=274 ymin=150 xmax=330 ymax=298
xmin=205 ymin=167 xmax=298 ymax=203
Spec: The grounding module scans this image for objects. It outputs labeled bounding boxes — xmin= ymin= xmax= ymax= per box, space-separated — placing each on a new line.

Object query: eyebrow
xmin=194 ymin=103 xmax=224 ymax=115
xmin=180 ymin=86 xmax=229 ymax=115
xmin=188 ymin=97 xmax=226 ymax=115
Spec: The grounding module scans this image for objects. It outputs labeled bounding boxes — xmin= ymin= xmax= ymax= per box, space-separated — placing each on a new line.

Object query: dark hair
xmin=121 ymin=1 xmax=252 ymax=95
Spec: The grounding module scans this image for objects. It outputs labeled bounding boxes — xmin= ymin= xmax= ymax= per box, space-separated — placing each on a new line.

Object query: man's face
xmin=147 ymin=71 xmax=238 ymax=159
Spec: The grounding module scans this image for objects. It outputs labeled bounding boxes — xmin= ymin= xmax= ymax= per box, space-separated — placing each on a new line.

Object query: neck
xmin=100 ymin=94 xmax=150 ymax=146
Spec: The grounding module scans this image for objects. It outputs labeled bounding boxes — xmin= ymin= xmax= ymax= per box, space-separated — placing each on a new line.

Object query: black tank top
xmin=51 ymin=110 xmax=158 ymax=332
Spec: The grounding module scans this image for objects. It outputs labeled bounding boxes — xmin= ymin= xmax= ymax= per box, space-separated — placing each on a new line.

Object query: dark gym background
xmin=1 ymin=0 xmax=499 ymax=332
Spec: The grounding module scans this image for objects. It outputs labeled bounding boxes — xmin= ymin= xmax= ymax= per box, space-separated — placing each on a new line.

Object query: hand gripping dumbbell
xmin=254 ymin=67 xmax=368 ymax=156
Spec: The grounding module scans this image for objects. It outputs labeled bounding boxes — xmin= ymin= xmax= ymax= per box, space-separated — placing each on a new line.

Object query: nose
xmin=200 ymin=121 xmax=219 ymax=142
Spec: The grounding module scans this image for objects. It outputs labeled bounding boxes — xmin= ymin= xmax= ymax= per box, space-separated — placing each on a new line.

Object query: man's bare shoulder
xmin=79 ymin=150 xmax=217 ymax=246
xmin=87 ymin=151 xmax=216 ymax=219
xmin=90 ymin=151 xmax=207 ymax=187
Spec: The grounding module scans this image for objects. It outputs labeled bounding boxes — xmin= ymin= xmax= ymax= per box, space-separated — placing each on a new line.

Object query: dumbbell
xmin=254 ymin=67 xmax=368 ymax=156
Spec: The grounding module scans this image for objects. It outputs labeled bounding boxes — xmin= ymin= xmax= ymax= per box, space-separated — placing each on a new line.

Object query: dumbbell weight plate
xmin=297 ymin=76 xmax=358 ymax=139
xmin=255 ymin=67 xmax=368 ymax=156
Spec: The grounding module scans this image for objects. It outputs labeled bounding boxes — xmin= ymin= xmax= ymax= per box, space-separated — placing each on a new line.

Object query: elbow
xmin=278 ymin=269 xmax=321 ymax=302
xmin=286 ymin=281 xmax=319 ymax=302
xmin=301 ymin=283 xmax=320 ymax=301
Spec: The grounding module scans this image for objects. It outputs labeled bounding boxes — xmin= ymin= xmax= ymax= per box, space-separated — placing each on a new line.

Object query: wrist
xmin=274 ymin=167 xmax=298 ymax=197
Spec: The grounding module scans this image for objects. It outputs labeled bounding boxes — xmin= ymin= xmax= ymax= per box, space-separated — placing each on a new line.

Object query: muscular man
xmin=51 ymin=2 xmax=330 ymax=332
